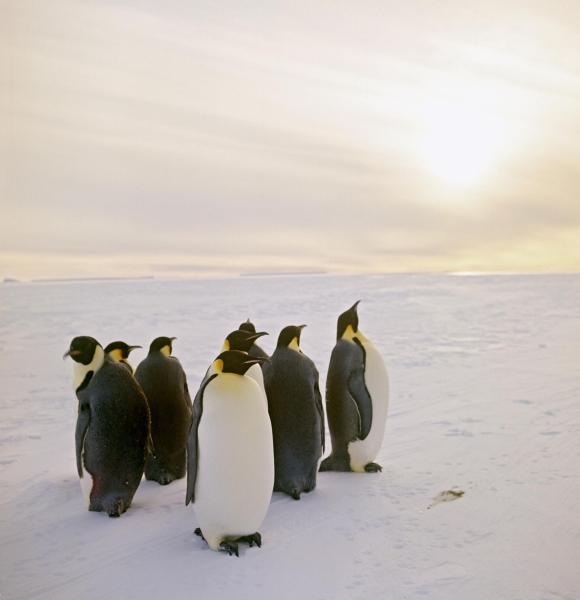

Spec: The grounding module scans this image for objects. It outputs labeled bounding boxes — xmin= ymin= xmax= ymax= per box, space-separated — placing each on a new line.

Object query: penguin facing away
xmin=220 ymin=329 xmax=268 ymax=404
xmin=239 ymin=319 xmax=270 ymax=361
xmin=104 ymin=341 xmax=141 ymax=374
xmin=64 ymin=336 xmax=151 ymax=517
xmin=264 ymin=325 xmax=325 ymax=500
xmin=320 ymin=301 xmax=389 ymax=473
xmin=186 ymin=351 xmax=273 ymax=557
xmin=135 ymin=336 xmax=192 ymax=486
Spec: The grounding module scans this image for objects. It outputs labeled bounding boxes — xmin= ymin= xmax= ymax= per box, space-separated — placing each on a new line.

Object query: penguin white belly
xmin=246 ymin=363 xmax=268 ymax=407
xmin=194 ymin=375 xmax=274 ymax=551
xmin=80 ymin=458 xmax=93 ymax=508
xmin=348 ymin=338 xmax=389 ymax=472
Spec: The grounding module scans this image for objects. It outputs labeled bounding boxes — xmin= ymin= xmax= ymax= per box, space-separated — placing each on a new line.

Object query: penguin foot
xmin=219 ymin=541 xmax=240 ymax=557
xmin=156 ymin=473 xmax=175 ymax=486
xmin=237 ymin=532 xmax=262 ymax=548
xmin=194 ymin=528 xmax=206 ymax=541
xmin=364 ymin=462 xmax=382 ymax=473
xmin=290 ymin=488 xmax=301 ymax=500
xmin=319 ymin=456 xmax=352 ymax=472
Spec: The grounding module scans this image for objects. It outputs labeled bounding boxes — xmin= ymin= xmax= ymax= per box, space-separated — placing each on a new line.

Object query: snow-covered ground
xmin=1 ymin=274 xmax=579 ymax=600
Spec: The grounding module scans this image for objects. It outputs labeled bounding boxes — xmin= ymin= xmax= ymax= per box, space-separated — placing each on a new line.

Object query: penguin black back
xmin=75 ymin=358 xmax=151 ymax=517
xmin=264 ymin=325 xmax=324 ymax=500
xmin=134 ymin=337 xmax=192 ymax=485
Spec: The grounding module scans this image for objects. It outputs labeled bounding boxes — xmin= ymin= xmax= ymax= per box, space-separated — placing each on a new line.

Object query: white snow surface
xmin=1 ymin=274 xmax=579 ymax=600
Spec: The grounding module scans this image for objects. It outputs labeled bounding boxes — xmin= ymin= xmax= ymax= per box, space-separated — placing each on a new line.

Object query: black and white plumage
xmin=65 ymin=336 xmax=151 ymax=517
xmin=264 ymin=325 xmax=324 ymax=500
xmin=104 ymin=341 xmax=141 ymax=374
xmin=320 ymin=302 xmax=389 ymax=473
xmin=186 ymin=351 xmax=273 ymax=556
xmin=135 ymin=337 xmax=192 ymax=485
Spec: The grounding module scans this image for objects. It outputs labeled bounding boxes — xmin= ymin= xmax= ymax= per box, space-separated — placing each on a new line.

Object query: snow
xmin=1 ymin=273 xmax=579 ymax=599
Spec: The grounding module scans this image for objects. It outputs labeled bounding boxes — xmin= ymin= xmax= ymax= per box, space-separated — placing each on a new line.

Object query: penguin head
xmin=64 ymin=336 xmax=102 ymax=364
xmin=337 ymin=301 xmax=360 ymax=340
xmin=277 ymin=325 xmax=307 ymax=351
xmin=223 ymin=329 xmax=268 ymax=352
xmin=104 ymin=341 xmax=141 ymax=361
xmin=149 ymin=336 xmax=176 ymax=356
xmin=238 ymin=319 xmax=256 ymax=334
xmin=213 ymin=350 xmax=270 ymax=375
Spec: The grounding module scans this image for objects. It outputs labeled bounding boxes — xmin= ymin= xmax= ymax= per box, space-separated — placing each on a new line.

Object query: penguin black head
xmin=63 ymin=336 xmax=101 ymax=364
xmin=104 ymin=341 xmax=141 ymax=360
xmin=238 ymin=319 xmax=256 ymax=334
xmin=337 ymin=301 xmax=360 ymax=340
xmin=224 ymin=329 xmax=268 ymax=352
xmin=276 ymin=325 xmax=307 ymax=349
xmin=214 ymin=350 xmax=270 ymax=375
xmin=149 ymin=336 xmax=176 ymax=356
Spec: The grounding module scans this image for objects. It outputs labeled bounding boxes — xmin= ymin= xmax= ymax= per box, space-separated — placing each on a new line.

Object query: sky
xmin=1 ymin=0 xmax=580 ymax=280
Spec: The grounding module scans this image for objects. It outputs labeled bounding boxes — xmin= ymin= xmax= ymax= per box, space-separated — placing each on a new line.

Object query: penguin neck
xmin=288 ymin=337 xmax=301 ymax=353
xmin=341 ymin=325 xmax=370 ymax=345
xmin=72 ymin=345 xmax=105 ymax=392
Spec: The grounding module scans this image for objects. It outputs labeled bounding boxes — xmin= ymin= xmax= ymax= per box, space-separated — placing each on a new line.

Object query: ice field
xmin=0 ymin=273 xmax=579 ymax=599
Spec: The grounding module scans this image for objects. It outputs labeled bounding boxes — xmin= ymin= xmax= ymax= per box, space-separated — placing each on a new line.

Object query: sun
xmin=421 ymin=100 xmax=504 ymax=186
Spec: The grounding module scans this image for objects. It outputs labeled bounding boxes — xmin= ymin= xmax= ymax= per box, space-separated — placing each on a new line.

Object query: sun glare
xmin=422 ymin=100 xmax=504 ymax=186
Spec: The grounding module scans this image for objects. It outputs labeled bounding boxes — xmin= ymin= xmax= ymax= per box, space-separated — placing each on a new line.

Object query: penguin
xmin=220 ymin=329 xmax=268 ymax=404
xmin=64 ymin=336 xmax=151 ymax=517
xmin=186 ymin=350 xmax=273 ymax=556
xmin=320 ymin=301 xmax=389 ymax=473
xmin=239 ymin=319 xmax=270 ymax=361
xmin=104 ymin=341 xmax=141 ymax=374
xmin=263 ymin=325 xmax=325 ymax=500
xmin=134 ymin=336 xmax=192 ymax=485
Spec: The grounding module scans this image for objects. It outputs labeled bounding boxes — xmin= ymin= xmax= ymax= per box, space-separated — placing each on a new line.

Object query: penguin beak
xmin=351 ymin=301 xmax=360 ymax=313
xmin=63 ymin=349 xmax=81 ymax=359
xmin=298 ymin=324 xmax=307 ymax=330
xmin=243 ymin=356 xmax=271 ymax=365
xmin=127 ymin=345 xmax=142 ymax=354
xmin=247 ymin=332 xmax=268 ymax=342
xmin=170 ymin=337 xmax=177 ymax=341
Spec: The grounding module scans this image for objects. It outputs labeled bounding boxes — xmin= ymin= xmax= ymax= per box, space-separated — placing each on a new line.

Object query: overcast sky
xmin=2 ymin=0 xmax=579 ymax=279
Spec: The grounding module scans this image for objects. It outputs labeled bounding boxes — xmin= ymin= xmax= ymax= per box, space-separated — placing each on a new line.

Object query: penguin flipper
xmin=313 ymin=375 xmax=325 ymax=453
xmin=347 ymin=367 xmax=373 ymax=441
xmin=185 ymin=374 xmax=216 ymax=505
xmin=75 ymin=400 xmax=91 ymax=478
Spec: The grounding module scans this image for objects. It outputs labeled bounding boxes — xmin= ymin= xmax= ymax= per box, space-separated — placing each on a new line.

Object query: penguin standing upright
xmin=135 ymin=337 xmax=192 ymax=485
xmin=264 ymin=325 xmax=324 ymax=500
xmin=320 ymin=301 xmax=389 ymax=473
xmin=186 ymin=351 xmax=273 ymax=556
xmin=239 ymin=319 xmax=270 ymax=361
xmin=104 ymin=341 xmax=141 ymax=374
xmin=64 ymin=336 xmax=151 ymax=517
xmin=219 ymin=329 xmax=268 ymax=404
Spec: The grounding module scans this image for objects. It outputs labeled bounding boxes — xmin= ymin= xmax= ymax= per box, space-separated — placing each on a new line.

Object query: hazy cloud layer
xmin=2 ymin=0 xmax=580 ymax=279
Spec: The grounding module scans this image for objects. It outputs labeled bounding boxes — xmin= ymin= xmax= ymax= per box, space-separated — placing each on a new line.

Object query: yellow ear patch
xmin=342 ymin=325 xmax=356 ymax=340
xmin=160 ymin=345 xmax=171 ymax=357
xmin=288 ymin=337 xmax=301 ymax=352
xmin=224 ymin=340 xmax=230 ymax=351
xmin=215 ymin=359 xmax=224 ymax=373
xmin=109 ymin=349 xmax=123 ymax=361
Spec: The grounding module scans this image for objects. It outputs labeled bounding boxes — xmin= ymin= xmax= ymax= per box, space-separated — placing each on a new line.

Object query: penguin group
xmin=64 ymin=302 xmax=390 ymax=556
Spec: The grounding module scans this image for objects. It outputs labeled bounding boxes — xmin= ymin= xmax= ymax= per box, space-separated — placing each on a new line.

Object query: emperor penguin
xmin=220 ymin=329 xmax=268 ymax=404
xmin=263 ymin=325 xmax=325 ymax=500
xmin=239 ymin=319 xmax=270 ymax=361
xmin=64 ymin=336 xmax=151 ymax=517
xmin=135 ymin=336 xmax=192 ymax=485
xmin=320 ymin=301 xmax=389 ymax=473
xmin=104 ymin=341 xmax=141 ymax=374
xmin=186 ymin=351 xmax=273 ymax=557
